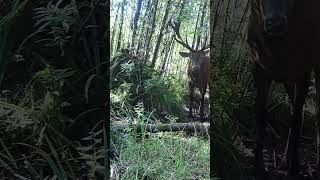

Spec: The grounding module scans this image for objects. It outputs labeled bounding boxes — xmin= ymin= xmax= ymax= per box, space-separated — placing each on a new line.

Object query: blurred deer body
xmin=248 ymin=0 xmax=320 ymax=179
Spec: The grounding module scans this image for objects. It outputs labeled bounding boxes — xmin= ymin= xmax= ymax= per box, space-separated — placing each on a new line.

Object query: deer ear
xmin=203 ymin=49 xmax=210 ymax=54
xmin=179 ymin=52 xmax=190 ymax=57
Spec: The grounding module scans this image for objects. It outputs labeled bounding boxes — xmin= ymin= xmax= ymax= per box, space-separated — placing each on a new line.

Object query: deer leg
xmin=314 ymin=67 xmax=320 ymax=168
xmin=200 ymin=88 xmax=206 ymax=118
xmin=189 ymin=81 xmax=194 ymax=118
xmin=282 ymin=83 xmax=295 ymax=167
xmin=288 ymin=81 xmax=308 ymax=179
xmin=284 ymin=83 xmax=295 ymax=103
xmin=253 ymin=67 xmax=271 ymax=179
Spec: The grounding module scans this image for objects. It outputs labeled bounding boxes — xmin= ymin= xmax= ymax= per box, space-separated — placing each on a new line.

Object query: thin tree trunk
xmin=131 ymin=0 xmax=143 ymax=49
xmin=116 ymin=0 xmax=126 ymax=52
xmin=144 ymin=0 xmax=159 ymax=62
xmin=178 ymin=57 xmax=184 ymax=80
xmin=160 ymin=34 xmax=174 ymax=74
xmin=165 ymin=42 xmax=175 ymax=76
xmin=192 ymin=2 xmax=202 ymax=49
xmin=136 ymin=0 xmax=151 ymax=55
xmin=151 ymin=0 xmax=172 ymax=67
xmin=196 ymin=0 xmax=208 ymax=50
xmin=111 ymin=2 xmax=120 ymax=56
xmin=177 ymin=0 xmax=187 ymax=21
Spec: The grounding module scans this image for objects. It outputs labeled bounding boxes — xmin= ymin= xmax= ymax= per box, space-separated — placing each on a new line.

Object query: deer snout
xmin=264 ymin=15 xmax=288 ymax=37
xmin=192 ymin=66 xmax=200 ymax=74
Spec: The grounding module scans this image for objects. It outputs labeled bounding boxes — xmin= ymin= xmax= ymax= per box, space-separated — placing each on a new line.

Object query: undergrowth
xmin=110 ymin=51 xmax=210 ymax=179
xmin=111 ymin=129 xmax=210 ymax=179
xmin=0 ymin=66 xmax=105 ymax=179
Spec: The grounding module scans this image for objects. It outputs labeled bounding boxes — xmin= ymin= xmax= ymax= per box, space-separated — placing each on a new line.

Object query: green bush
xmin=111 ymin=51 xmax=187 ymax=120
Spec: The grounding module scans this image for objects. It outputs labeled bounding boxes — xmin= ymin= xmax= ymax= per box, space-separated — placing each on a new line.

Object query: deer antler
xmin=198 ymin=33 xmax=210 ymax=51
xmin=170 ymin=20 xmax=194 ymax=51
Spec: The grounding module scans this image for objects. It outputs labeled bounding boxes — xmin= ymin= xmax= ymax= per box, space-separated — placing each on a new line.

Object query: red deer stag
xmin=170 ymin=21 xmax=210 ymax=119
xmin=248 ymin=0 xmax=320 ymax=179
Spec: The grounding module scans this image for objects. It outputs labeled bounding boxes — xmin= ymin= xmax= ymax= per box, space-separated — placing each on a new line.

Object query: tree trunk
xmin=219 ymin=0 xmax=232 ymax=57
xmin=111 ymin=2 xmax=120 ymax=56
xmin=116 ymin=0 xmax=126 ymax=52
xmin=130 ymin=0 xmax=143 ymax=49
xmin=112 ymin=122 xmax=210 ymax=138
xmin=196 ymin=0 xmax=208 ymax=50
xmin=165 ymin=42 xmax=175 ymax=76
xmin=136 ymin=0 xmax=151 ymax=55
xmin=151 ymin=0 xmax=172 ymax=68
xmin=144 ymin=0 xmax=159 ymax=62
xmin=192 ymin=2 xmax=202 ymax=49
xmin=177 ymin=0 xmax=187 ymax=21
xmin=160 ymin=34 xmax=174 ymax=74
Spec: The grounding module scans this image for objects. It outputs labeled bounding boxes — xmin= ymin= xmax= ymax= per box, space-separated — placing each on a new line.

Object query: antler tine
xmin=185 ymin=37 xmax=192 ymax=51
xmin=199 ymin=33 xmax=210 ymax=51
xmin=170 ymin=20 xmax=194 ymax=51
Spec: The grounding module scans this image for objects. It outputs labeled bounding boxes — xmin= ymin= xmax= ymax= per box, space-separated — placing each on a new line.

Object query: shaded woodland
xmin=2 ymin=0 xmax=319 ymax=179
xmin=211 ymin=0 xmax=320 ymax=179
xmin=0 ymin=0 xmax=107 ymax=179
xmin=110 ymin=0 xmax=210 ymax=179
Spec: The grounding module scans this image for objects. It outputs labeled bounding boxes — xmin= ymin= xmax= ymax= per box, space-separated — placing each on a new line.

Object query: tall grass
xmin=110 ymin=103 xmax=210 ymax=179
xmin=0 ymin=67 xmax=105 ymax=179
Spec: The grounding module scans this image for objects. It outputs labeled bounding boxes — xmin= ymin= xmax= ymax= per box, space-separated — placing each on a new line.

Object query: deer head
xmin=170 ymin=20 xmax=209 ymax=74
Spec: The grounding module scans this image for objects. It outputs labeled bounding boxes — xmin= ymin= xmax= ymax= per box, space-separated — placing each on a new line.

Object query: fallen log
xmin=111 ymin=122 xmax=210 ymax=138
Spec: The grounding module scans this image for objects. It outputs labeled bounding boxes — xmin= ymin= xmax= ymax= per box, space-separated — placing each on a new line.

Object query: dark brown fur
xmin=187 ymin=55 xmax=210 ymax=118
xmin=248 ymin=0 xmax=320 ymax=179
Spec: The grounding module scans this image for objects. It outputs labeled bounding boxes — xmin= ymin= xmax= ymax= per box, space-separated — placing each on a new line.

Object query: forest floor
xmin=110 ymin=98 xmax=210 ymax=179
xmin=236 ymin=102 xmax=320 ymax=180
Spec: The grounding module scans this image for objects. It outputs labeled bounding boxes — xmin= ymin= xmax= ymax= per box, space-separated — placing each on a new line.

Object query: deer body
xmin=170 ymin=20 xmax=210 ymax=118
xmin=248 ymin=0 xmax=320 ymax=179
xmin=185 ymin=53 xmax=210 ymax=118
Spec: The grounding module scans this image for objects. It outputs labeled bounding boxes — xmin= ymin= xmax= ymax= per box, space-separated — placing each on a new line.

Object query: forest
xmin=0 ymin=0 xmax=107 ymax=179
xmin=1 ymin=0 xmax=320 ymax=179
xmin=109 ymin=0 xmax=320 ymax=179
xmin=212 ymin=0 xmax=320 ymax=180
xmin=110 ymin=0 xmax=210 ymax=179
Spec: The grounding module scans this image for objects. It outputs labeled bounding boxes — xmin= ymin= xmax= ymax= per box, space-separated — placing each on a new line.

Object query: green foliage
xmin=33 ymin=67 xmax=75 ymax=129
xmin=111 ymin=51 xmax=186 ymax=120
xmin=0 ymin=1 xmax=106 ymax=179
xmin=143 ymin=74 xmax=186 ymax=119
xmin=110 ymin=48 xmax=211 ymax=178
xmin=0 ymin=127 xmax=104 ymax=179
xmin=115 ymin=135 xmax=209 ymax=179
xmin=212 ymin=121 xmax=245 ymax=180
xmin=0 ymin=88 xmax=105 ymax=179
xmin=211 ymin=15 xmax=252 ymax=179
xmin=33 ymin=0 xmax=78 ymax=55
xmin=76 ymin=128 xmax=105 ymax=178
xmin=211 ymin=52 xmax=245 ymax=180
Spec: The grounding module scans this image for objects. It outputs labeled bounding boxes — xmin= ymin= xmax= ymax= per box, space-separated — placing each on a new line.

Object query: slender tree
xmin=130 ymin=0 xmax=143 ymax=49
xmin=144 ymin=0 xmax=159 ymax=62
xmin=111 ymin=2 xmax=121 ymax=56
xmin=151 ymin=0 xmax=173 ymax=67
xmin=161 ymin=34 xmax=174 ymax=74
xmin=192 ymin=2 xmax=202 ymax=48
xmin=196 ymin=0 xmax=208 ymax=50
xmin=116 ymin=0 xmax=126 ymax=52
xmin=136 ymin=0 xmax=151 ymax=55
